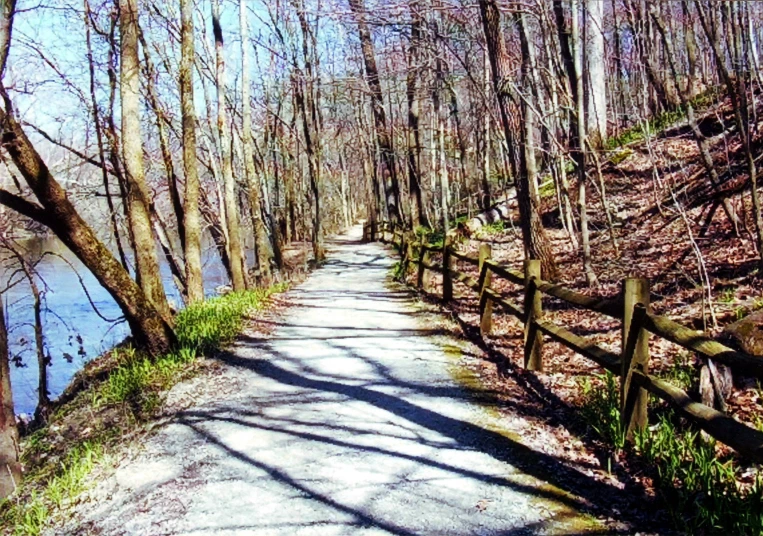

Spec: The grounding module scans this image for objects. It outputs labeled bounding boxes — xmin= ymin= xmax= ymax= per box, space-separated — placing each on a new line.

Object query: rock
xmin=215 ymin=285 xmax=233 ymax=296
xmin=721 ymin=309 xmax=763 ymax=356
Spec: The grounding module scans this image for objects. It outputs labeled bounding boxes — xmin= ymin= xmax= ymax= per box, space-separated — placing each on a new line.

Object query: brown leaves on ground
xmin=398 ymin=97 xmax=763 ymax=531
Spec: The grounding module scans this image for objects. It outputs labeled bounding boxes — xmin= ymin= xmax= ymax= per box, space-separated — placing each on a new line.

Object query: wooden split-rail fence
xmin=366 ymin=221 xmax=763 ymax=462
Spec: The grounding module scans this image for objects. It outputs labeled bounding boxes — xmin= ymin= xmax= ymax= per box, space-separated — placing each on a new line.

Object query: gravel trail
xmin=69 ymin=227 xmax=608 ymax=535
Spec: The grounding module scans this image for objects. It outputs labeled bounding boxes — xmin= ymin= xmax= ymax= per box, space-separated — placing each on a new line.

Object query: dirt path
xmin=65 ymin=227 xmax=616 ymax=535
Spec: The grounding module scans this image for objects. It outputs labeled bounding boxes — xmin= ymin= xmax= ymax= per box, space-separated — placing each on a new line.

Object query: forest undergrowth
xmin=399 ymin=91 xmax=763 ymax=534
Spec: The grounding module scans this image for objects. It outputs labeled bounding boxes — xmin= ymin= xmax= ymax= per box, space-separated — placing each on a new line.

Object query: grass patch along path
xmin=58 ymin=226 xmax=651 ymax=535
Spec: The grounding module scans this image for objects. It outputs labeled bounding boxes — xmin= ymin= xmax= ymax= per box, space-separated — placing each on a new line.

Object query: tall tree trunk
xmin=480 ymin=50 xmax=492 ymax=211
xmin=292 ymin=69 xmax=323 ymax=261
xmin=138 ymin=30 xmax=188 ymax=298
xmin=406 ymin=0 xmax=425 ymax=227
xmin=480 ymin=0 xmax=557 ymax=279
xmin=553 ymin=0 xmax=596 ymax=285
xmin=138 ymin=29 xmax=185 ymax=254
xmin=348 ymin=0 xmax=402 ymax=225
xmin=0 ymin=292 xmax=20 ymax=499
xmin=212 ymin=0 xmax=247 ymax=290
xmin=432 ymin=47 xmax=450 ymax=236
xmin=585 ymin=0 xmax=607 ymax=145
xmin=119 ymin=0 xmax=174 ymax=321
xmin=180 ymin=0 xmax=204 ymax=303
xmin=290 ymin=0 xmax=323 ymax=261
xmin=240 ymin=0 xmax=272 ymax=278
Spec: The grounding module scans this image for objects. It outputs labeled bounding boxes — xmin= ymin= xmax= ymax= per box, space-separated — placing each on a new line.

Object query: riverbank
xmin=0 ymin=281 xmax=297 ymax=535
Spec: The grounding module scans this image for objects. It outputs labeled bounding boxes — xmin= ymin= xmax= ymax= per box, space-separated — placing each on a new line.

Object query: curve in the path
xmin=71 ymin=227 xmax=627 ymax=536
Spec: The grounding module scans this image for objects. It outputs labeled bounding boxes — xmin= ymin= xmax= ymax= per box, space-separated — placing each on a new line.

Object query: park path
xmin=68 ymin=226 xmax=609 ymax=536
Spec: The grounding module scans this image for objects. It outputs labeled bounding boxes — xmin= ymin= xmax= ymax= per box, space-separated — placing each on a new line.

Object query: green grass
xmin=605 ymin=107 xmax=686 ymax=150
xmin=176 ymin=286 xmax=287 ymax=352
xmin=2 ymin=440 xmax=103 ymax=535
xmin=634 ymin=413 xmax=763 ymax=534
xmin=412 ymin=215 xmax=471 ymax=250
xmin=718 ymin=288 xmax=736 ymax=304
xmin=538 ymin=180 xmax=556 ymax=199
xmin=605 ymin=88 xmax=720 ymax=151
xmin=732 ymin=298 xmax=763 ymax=321
xmin=578 ymin=372 xmax=762 ymax=534
xmin=389 ymin=260 xmax=404 ymax=281
xmin=481 ymin=220 xmax=505 ymax=235
xmin=666 ymin=351 xmax=695 ymax=393
xmin=413 ymin=225 xmax=444 ymax=249
xmin=92 ymin=346 xmax=196 ymax=415
xmin=578 ymin=371 xmax=626 ymax=452
xmin=609 ymin=149 xmax=633 ymax=166
xmin=0 ymin=284 xmax=288 ymax=535
xmin=92 ymin=285 xmax=288 ymax=415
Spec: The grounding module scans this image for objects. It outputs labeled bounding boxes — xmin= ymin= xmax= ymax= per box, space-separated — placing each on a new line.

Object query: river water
xmin=3 ymin=236 xmax=230 ymax=416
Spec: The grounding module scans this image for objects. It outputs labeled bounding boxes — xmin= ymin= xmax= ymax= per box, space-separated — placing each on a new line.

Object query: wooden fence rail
xmin=369 ymin=221 xmax=763 ymax=461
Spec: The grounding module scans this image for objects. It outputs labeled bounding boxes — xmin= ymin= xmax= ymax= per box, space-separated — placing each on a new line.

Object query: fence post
xmin=621 ymin=278 xmax=650 ymax=439
xmin=402 ymin=234 xmax=413 ymax=279
xmin=523 ymin=259 xmax=543 ymax=371
xmin=418 ymin=243 xmax=431 ymax=291
xmin=478 ymin=244 xmax=493 ymax=336
xmin=442 ymin=242 xmax=453 ymax=302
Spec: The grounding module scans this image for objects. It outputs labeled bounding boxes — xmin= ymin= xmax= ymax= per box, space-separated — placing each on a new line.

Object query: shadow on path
xmin=208 ymin=347 xmax=649 ymax=531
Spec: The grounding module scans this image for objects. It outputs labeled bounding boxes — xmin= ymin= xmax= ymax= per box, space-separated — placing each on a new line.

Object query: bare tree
xmin=0 ymin=291 xmax=20 ymax=499
xmin=0 ymin=0 xmax=175 ymax=356
xmin=406 ymin=0 xmax=425 ymax=227
xmin=120 ymin=0 xmax=174 ymax=321
xmin=585 ymin=0 xmax=606 ymax=145
xmin=241 ymin=0 xmax=273 ymax=278
xmin=479 ymin=0 xmax=557 ymax=279
xmin=348 ymin=0 xmax=403 ymax=225
xmin=212 ymin=0 xmax=247 ymax=290
xmin=553 ymin=0 xmax=596 ymax=285
xmin=180 ymin=0 xmax=204 ymax=303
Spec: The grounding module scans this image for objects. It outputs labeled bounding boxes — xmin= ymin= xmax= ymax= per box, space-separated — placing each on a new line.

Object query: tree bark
xmin=585 ymin=0 xmax=607 ymax=145
xmin=480 ymin=50 xmax=492 ymax=211
xmin=119 ymin=0 xmax=174 ymax=322
xmin=0 ymin=292 xmax=20 ymax=499
xmin=138 ymin=30 xmax=188 ymax=298
xmin=180 ymin=0 xmax=204 ymax=303
xmin=290 ymin=0 xmax=323 ymax=262
xmin=432 ymin=38 xmax=450 ymax=237
xmin=406 ymin=0 xmax=425 ymax=227
xmin=553 ymin=0 xmax=596 ymax=285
